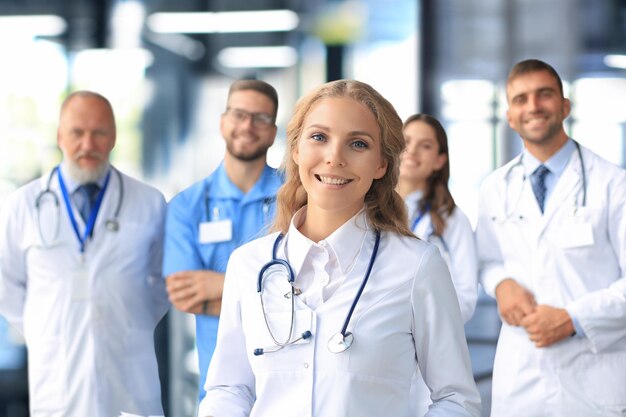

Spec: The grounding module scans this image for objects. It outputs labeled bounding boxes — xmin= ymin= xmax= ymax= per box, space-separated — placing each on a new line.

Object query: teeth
xmin=318 ymin=175 xmax=350 ymax=185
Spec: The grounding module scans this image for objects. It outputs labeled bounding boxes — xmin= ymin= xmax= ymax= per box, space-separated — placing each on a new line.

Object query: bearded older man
xmin=0 ymin=91 xmax=169 ymax=417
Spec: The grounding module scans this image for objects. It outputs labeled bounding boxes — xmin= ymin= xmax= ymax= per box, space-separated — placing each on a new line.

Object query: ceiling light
xmin=147 ymin=10 xmax=299 ymax=34
xmin=0 ymin=15 xmax=66 ymax=37
xmin=217 ymin=46 xmax=297 ymax=68
xmin=604 ymin=54 xmax=626 ymax=69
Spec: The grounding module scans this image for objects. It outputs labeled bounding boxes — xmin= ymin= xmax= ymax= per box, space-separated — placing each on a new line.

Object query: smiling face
xmin=292 ymin=97 xmax=387 ymax=223
xmin=399 ymin=120 xmax=447 ymax=192
xmin=506 ymin=69 xmax=570 ymax=149
xmin=220 ymin=89 xmax=277 ymax=162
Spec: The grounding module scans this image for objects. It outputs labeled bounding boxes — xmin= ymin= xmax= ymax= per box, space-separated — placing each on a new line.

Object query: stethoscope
xmin=411 ymin=204 xmax=452 ymax=266
xmin=253 ymin=229 xmax=381 ymax=356
xmin=35 ymin=165 xmax=124 ymax=249
xmin=498 ymin=140 xmax=586 ymax=222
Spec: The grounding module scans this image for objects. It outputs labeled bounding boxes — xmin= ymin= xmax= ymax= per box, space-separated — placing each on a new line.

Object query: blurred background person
xmin=163 ymin=79 xmax=283 ymax=405
xmin=476 ymin=59 xmax=626 ymax=417
xmin=0 ymin=91 xmax=169 ymax=417
xmin=397 ymin=113 xmax=479 ymax=416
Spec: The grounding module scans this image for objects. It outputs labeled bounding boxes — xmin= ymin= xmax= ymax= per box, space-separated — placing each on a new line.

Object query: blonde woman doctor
xmin=199 ymin=80 xmax=480 ymax=417
xmin=476 ymin=59 xmax=626 ymax=416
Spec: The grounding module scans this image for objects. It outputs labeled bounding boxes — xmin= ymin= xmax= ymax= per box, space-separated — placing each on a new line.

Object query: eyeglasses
xmin=225 ymin=107 xmax=275 ymax=128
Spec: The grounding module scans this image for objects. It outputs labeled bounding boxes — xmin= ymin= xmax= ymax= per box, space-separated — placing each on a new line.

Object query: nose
xmin=81 ymin=133 xmax=98 ymax=151
xmin=325 ymin=142 xmax=347 ymax=167
xmin=527 ymin=93 xmax=541 ymax=112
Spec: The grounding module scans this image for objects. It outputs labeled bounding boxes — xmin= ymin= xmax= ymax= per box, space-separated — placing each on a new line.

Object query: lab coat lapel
xmin=537 ymin=150 xmax=586 ymax=238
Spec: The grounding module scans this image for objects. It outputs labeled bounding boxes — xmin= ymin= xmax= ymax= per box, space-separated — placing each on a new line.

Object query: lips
xmin=315 ymin=174 xmax=352 ymax=185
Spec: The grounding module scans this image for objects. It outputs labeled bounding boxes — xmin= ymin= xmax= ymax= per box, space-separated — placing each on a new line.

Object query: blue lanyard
xmin=410 ymin=203 xmax=431 ymax=232
xmin=57 ymin=167 xmax=111 ymax=253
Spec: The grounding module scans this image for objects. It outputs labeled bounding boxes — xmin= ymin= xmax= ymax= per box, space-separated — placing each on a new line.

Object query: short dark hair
xmin=507 ymin=59 xmax=564 ymax=97
xmin=227 ymin=79 xmax=279 ymax=119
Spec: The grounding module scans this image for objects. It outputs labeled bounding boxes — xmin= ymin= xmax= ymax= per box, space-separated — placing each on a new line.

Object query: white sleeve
xmin=198 ymin=249 xmax=256 ymax=417
xmin=566 ymin=168 xmax=626 ymax=353
xmin=413 ymin=246 xmax=481 ymax=417
xmin=0 ymin=192 xmax=27 ymax=335
xmin=475 ymin=179 xmax=508 ymax=297
xmin=442 ymin=208 xmax=479 ymax=323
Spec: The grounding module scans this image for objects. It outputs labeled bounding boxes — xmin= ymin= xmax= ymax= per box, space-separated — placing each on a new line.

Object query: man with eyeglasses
xmin=163 ymin=79 xmax=283 ymax=403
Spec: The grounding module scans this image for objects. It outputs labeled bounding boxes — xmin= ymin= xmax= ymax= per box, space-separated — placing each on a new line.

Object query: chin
xmin=67 ymin=160 xmax=109 ymax=184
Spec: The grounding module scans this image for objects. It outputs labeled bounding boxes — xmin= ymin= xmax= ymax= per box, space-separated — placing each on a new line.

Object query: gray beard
xmin=65 ymin=159 xmax=110 ymax=184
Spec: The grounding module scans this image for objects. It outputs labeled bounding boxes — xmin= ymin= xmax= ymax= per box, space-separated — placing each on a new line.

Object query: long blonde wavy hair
xmin=272 ymin=79 xmax=413 ymax=238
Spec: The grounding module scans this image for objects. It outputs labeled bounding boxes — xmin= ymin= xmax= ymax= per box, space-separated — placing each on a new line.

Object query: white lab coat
xmin=0 ymin=167 xmax=169 ymax=417
xmin=476 ymin=144 xmax=626 ymax=417
xmin=199 ymin=214 xmax=481 ymax=417
xmin=406 ymin=196 xmax=479 ymax=416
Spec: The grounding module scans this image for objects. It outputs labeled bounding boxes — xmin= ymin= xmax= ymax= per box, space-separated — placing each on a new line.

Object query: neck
xmin=223 ymin=153 xmax=266 ymax=193
xmin=524 ymin=131 xmax=569 ymax=163
xmin=396 ymin=178 xmax=425 ymax=198
xmin=299 ymin=204 xmax=361 ymax=243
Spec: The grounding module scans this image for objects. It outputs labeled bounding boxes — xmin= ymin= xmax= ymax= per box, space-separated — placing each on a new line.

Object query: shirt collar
xmin=285 ymin=207 xmax=370 ymax=278
xmin=522 ymin=138 xmax=575 ymax=177
xmin=404 ymin=189 xmax=423 ymax=205
xmin=209 ymin=162 xmax=280 ymax=201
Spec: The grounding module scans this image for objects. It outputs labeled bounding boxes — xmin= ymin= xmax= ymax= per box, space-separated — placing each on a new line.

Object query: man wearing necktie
xmin=0 ymin=91 xmax=169 ymax=416
xmin=475 ymin=59 xmax=626 ymax=416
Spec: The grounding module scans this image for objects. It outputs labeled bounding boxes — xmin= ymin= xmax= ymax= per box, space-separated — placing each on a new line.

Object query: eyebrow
xmin=306 ymin=123 xmax=376 ymax=139
xmin=511 ymin=86 xmax=557 ymax=101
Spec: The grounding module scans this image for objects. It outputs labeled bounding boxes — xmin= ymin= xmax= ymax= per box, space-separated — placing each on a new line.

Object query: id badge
xmin=71 ymin=265 xmax=90 ymax=300
xmin=199 ymin=220 xmax=233 ymax=244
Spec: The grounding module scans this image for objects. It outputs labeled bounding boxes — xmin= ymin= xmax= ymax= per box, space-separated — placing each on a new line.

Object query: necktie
xmin=530 ymin=165 xmax=550 ymax=213
xmin=77 ymin=183 xmax=101 ymax=222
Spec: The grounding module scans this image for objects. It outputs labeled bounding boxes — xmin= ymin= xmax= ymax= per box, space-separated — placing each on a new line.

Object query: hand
xmin=520 ymin=305 xmax=575 ymax=348
xmin=165 ymin=270 xmax=225 ymax=316
xmin=494 ymin=278 xmax=537 ymax=326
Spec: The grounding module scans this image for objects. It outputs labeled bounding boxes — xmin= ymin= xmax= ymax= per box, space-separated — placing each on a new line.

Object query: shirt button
xmin=303 ymin=362 xmax=309 ymax=369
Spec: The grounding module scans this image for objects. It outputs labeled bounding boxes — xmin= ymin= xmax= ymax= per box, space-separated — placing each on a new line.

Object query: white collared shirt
xmin=199 ymin=210 xmax=481 ymax=417
xmin=285 ymin=207 xmax=367 ymax=309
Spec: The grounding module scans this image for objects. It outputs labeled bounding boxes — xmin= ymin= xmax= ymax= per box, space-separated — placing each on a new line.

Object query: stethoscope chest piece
xmin=327 ymin=331 xmax=354 ymax=353
xmin=105 ymin=219 xmax=119 ymax=232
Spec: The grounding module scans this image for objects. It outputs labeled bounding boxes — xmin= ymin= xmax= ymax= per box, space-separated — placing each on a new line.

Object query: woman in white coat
xmin=198 ymin=80 xmax=480 ymax=417
xmin=397 ymin=114 xmax=478 ymax=416
xmin=476 ymin=59 xmax=626 ymax=417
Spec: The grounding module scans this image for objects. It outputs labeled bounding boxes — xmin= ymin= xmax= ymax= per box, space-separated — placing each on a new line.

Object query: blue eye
xmin=311 ymin=133 xmax=326 ymax=142
xmin=352 ymin=140 xmax=368 ymax=149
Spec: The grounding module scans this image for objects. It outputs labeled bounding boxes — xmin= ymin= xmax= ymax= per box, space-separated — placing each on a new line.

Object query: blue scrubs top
xmin=163 ymin=162 xmax=283 ymax=401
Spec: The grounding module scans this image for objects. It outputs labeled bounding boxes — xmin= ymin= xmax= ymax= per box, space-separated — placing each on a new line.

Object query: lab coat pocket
xmin=578 ymin=351 xmax=626 ymax=410
xmin=27 ymin=337 xmax=65 ymax=412
xmin=244 ymin=307 xmax=312 ymax=372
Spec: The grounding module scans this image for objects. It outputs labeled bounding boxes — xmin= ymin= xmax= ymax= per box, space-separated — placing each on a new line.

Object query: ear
xmin=374 ymin=159 xmax=387 ymax=180
xmin=292 ymin=144 xmax=300 ymax=165
xmin=506 ymin=109 xmax=514 ymax=130
xmin=562 ymin=97 xmax=571 ymax=119
xmin=434 ymin=153 xmax=447 ymax=171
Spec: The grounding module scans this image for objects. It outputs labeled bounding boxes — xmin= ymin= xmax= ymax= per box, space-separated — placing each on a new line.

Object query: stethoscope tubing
xmin=35 ymin=165 xmax=124 ymax=248
xmin=256 ymin=229 xmax=382 ymax=354
xmin=502 ymin=140 xmax=586 ymax=219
